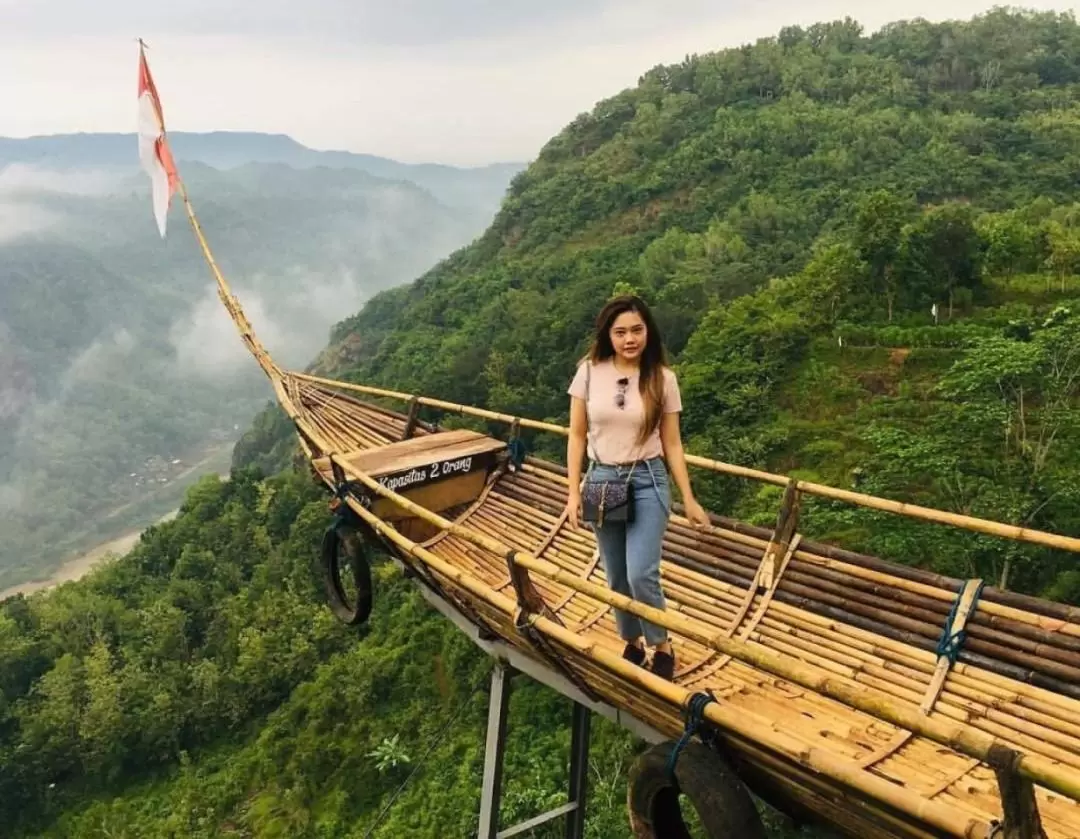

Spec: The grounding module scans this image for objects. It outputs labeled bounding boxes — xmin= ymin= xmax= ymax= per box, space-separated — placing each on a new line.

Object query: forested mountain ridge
xmin=5 ymin=8 xmax=1080 ymax=839
xmin=322 ymin=8 xmax=1080 ymax=401
xmin=0 ymin=131 xmax=525 ymax=218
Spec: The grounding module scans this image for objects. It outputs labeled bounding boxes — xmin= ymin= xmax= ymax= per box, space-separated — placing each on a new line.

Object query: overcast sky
xmin=1 ymin=0 xmax=1077 ymax=166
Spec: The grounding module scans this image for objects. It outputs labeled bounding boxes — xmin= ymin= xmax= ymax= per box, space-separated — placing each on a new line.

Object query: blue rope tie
xmin=666 ymin=692 xmax=716 ymax=786
xmin=936 ymin=579 xmax=984 ymax=664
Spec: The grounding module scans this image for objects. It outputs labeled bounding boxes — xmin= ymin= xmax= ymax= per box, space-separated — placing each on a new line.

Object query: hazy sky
xmin=2 ymin=0 xmax=1077 ymax=166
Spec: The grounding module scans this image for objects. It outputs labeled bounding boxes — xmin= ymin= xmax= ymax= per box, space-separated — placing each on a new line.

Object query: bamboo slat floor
xmin=284 ymin=374 xmax=1080 ymax=839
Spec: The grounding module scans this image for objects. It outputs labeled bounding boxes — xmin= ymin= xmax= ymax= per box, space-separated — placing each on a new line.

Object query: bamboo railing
xmin=290 ymin=372 xmax=1080 ymax=558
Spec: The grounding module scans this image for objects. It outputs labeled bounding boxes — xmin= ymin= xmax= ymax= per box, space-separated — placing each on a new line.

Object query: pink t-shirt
xmin=567 ymin=359 xmax=682 ymax=465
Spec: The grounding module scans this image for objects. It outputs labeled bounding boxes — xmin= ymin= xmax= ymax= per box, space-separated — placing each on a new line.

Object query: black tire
xmin=627 ymin=740 xmax=767 ymax=839
xmin=320 ymin=523 xmax=373 ymax=625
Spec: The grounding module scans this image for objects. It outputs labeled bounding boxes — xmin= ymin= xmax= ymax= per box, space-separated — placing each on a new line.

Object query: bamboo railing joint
xmin=762 ymin=478 xmax=802 ymax=590
xmin=510 ymin=596 xmax=601 ymax=703
xmin=987 ymin=743 xmax=1049 ymax=839
xmin=505 ymin=549 xmax=547 ymax=620
xmin=326 ymin=452 xmax=369 ymax=514
xmin=401 ymin=396 xmax=421 ymax=441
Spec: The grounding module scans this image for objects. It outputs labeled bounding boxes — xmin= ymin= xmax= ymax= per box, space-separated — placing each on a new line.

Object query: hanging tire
xmin=627 ymin=740 xmax=767 ymax=839
xmin=320 ymin=523 xmax=373 ymax=625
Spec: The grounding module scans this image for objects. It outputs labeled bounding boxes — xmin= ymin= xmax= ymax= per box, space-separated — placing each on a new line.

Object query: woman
xmin=564 ymin=294 xmax=709 ymax=681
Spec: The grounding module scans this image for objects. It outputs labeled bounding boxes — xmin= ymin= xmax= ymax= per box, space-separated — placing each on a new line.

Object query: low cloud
xmin=57 ymin=329 xmax=138 ymax=392
xmin=0 ymin=201 xmax=58 ymax=243
xmin=0 ymin=164 xmax=128 ymax=243
xmin=169 ymin=268 xmax=367 ymax=378
xmin=0 ymin=164 xmax=125 ymax=197
xmin=0 ymin=482 xmax=23 ymax=514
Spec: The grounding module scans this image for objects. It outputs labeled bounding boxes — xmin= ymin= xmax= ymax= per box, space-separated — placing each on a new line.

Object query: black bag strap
xmin=583 ymin=360 xmax=636 ymax=482
xmin=584 ymin=361 xmax=597 ymax=465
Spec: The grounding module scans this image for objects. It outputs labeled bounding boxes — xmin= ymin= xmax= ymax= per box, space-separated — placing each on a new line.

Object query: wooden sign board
xmin=365 ymin=448 xmax=502 ymax=521
xmin=374 ymin=448 xmax=494 ymax=494
xmin=315 ymin=430 xmax=508 ymax=522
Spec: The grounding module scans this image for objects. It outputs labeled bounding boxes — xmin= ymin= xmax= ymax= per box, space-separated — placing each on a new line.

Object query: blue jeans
xmin=586 ymin=457 xmax=671 ymax=646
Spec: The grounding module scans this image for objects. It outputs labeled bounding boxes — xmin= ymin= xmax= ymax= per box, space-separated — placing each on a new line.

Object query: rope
xmin=328 ymin=453 xmax=370 ymax=519
xmin=936 ymin=579 xmax=984 ymax=664
xmin=361 ymin=665 xmax=492 ymax=839
xmin=513 ymin=607 xmax=601 ymax=703
xmin=666 ymin=691 xmax=717 ymax=787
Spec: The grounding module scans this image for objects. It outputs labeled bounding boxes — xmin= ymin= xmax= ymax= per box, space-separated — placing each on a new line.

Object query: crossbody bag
xmin=580 ymin=361 xmax=636 ymax=526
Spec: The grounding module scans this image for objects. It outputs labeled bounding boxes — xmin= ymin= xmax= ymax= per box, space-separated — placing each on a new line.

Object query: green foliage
xmin=0 ymin=469 xmax=688 ymax=839
xmin=289 ymin=7 xmax=1080 ymax=459
xmin=896 ymin=201 xmax=985 ymax=317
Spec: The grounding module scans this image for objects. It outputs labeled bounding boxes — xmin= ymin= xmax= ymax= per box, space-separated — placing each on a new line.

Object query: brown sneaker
xmin=651 ymin=650 xmax=675 ymax=681
xmin=623 ymin=642 xmax=646 ymax=666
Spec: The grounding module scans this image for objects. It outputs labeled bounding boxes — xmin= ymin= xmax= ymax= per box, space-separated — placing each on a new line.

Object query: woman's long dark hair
xmin=587 ymin=295 xmax=668 ymax=445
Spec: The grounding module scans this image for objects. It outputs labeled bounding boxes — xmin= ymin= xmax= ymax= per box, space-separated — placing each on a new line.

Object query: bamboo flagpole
xmin=135 ymin=42 xmax=289 ymax=399
xmin=290 ymin=372 xmax=1080 ymax=556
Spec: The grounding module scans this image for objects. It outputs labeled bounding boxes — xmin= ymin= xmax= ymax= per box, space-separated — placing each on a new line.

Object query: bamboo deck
xmin=276 ymin=372 xmax=1080 ymax=839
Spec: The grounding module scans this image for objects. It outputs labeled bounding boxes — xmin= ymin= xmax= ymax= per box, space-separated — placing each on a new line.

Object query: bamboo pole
xmin=291 ymin=371 xmax=1080 ymax=556
xmin=324 ymin=450 xmax=1080 ymax=803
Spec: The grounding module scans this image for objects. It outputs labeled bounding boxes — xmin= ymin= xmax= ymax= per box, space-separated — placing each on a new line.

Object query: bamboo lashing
xmin=922 ymin=579 xmax=986 ymax=714
xmin=321 ymin=448 xmax=1080 ymax=804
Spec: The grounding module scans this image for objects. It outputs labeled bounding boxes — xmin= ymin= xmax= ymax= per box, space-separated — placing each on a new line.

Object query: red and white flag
xmin=137 ymin=44 xmax=179 ymax=238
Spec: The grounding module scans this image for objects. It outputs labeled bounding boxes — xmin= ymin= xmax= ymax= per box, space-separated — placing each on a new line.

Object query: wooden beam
xmin=401 ymin=396 xmax=421 ymax=440
xmin=987 ymin=744 xmax=1048 ymax=839
xmin=761 ymin=479 xmax=801 ymax=590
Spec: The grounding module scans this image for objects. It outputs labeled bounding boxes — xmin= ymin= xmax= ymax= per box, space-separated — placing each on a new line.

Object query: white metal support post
xmin=477 ymin=666 xmax=594 ymax=839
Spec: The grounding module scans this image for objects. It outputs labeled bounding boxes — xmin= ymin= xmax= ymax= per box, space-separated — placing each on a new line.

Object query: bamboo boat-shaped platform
xmin=272 ymin=369 xmax=1080 ymax=839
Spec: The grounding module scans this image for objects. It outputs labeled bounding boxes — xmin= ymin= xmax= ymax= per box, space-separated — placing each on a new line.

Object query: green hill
xmin=293 ymin=6 xmax=1080 ymax=599
xmin=4 ymin=7 xmax=1080 ymax=839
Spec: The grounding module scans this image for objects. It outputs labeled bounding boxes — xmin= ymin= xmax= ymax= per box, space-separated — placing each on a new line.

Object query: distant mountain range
xmin=0 ymin=138 xmax=519 ymax=590
xmin=0 ymin=131 xmax=526 ymax=214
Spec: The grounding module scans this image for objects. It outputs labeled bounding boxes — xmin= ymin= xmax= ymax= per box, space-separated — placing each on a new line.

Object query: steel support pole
xmin=565 ymin=701 xmax=592 ymax=839
xmin=478 ymin=664 xmax=513 ymax=839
